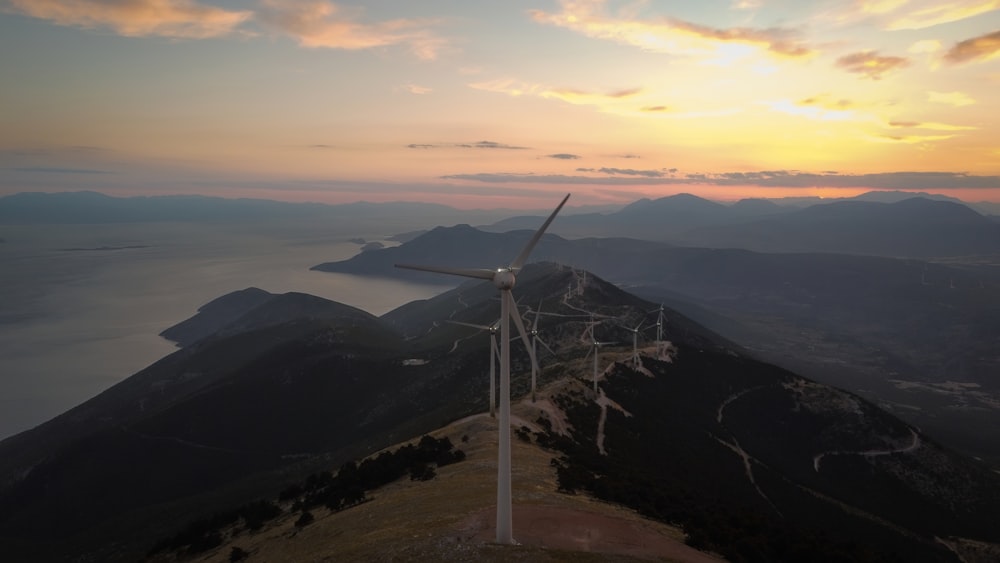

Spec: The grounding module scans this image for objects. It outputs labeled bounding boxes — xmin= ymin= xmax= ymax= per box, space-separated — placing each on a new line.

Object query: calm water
xmin=0 ymin=221 xmax=451 ymax=440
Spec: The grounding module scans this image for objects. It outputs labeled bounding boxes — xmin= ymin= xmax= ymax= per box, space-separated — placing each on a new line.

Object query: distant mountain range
xmin=1 ymin=265 xmax=998 ymax=561
xmin=486 ymin=194 xmax=1000 ymax=256
xmin=4 ymin=190 xmax=999 ymax=258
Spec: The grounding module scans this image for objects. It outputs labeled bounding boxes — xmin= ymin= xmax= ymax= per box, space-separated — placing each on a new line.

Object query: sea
xmin=0 ymin=220 xmax=452 ymax=441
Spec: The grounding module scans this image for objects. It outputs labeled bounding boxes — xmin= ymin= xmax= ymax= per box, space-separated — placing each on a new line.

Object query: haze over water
xmin=0 ymin=221 xmax=451 ymax=441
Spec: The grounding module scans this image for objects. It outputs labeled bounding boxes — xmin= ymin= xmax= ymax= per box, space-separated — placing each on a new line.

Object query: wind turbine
xmin=527 ymin=301 xmax=557 ymax=402
xmin=449 ymin=319 xmax=500 ymax=417
xmin=395 ymin=193 xmax=570 ymax=545
xmin=624 ymin=320 xmax=644 ymax=368
xmin=584 ymin=334 xmax=617 ymax=392
xmin=582 ymin=317 xmax=616 ymax=392
xmin=650 ymin=303 xmax=667 ymax=359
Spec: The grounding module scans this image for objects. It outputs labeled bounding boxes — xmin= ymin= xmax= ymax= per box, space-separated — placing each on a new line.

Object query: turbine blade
xmin=507 ymin=292 xmax=538 ymax=376
xmin=510 ymin=193 xmax=570 ymax=270
xmin=537 ymin=337 xmax=557 ymax=358
xmin=583 ymin=344 xmax=593 ymax=364
xmin=491 ymin=334 xmax=500 ymax=361
xmin=447 ymin=320 xmax=493 ymax=331
xmin=395 ymin=263 xmax=496 ymax=280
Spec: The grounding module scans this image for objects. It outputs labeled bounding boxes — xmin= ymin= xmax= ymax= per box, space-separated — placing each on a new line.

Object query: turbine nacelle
xmin=493 ymin=269 xmax=516 ymax=290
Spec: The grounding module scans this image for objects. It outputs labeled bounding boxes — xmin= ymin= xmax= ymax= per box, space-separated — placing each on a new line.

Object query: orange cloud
xmin=258 ymin=0 xmax=446 ymax=60
xmin=541 ymin=87 xmax=643 ymax=105
xmin=7 ymin=0 xmax=251 ymax=38
xmin=798 ymin=95 xmax=856 ymax=110
xmin=529 ymin=0 xmax=814 ymax=60
xmin=887 ymin=120 xmax=976 ymax=131
xmin=835 ymin=50 xmax=909 ymax=79
xmin=927 ymin=90 xmax=976 ymax=106
xmin=944 ymin=30 xmax=1000 ymax=64
xmin=886 ymin=1 xmax=999 ymax=30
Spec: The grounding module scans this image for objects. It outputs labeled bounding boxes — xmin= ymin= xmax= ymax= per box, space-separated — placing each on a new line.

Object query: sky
xmin=1 ymin=0 xmax=999 ymax=209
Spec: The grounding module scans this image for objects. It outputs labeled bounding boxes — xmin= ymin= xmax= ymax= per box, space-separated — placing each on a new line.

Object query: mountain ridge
xmin=1 ymin=265 xmax=998 ymax=561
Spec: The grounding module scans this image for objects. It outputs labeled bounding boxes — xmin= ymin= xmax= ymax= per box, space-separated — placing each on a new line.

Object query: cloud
xmin=468 ymin=79 xmax=647 ymax=114
xmin=406 ymin=141 xmax=529 ymax=150
xmin=575 ymin=167 xmax=668 ymax=177
xmin=547 ymin=153 xmax=580 ymax=160
xmin=766 ymin=98 xmax=858 ymax=121
xmin=885 ymin=1 xmax=1000 ymax=30
xmin=943 ymin=30 xmax=1000 ymax=64
xmin=834 ymin=1 xmax=999 ymax=30
xmin=529 ymin=0 xmax=814 ymax=60
xmin=875 ymin=134 xmax=956 ymax=143
xmin=927 ymin=90 xmax=976 ymax=106
xmin=640 ymin=105 xmax=670 ymax=112
xmin=835 ymin=50 xmax=909 ymax=79
xmin=468 ymin=78 xmax=539 ymax=97
xmin=257 ymin=0 xmax=446 ymax=60
xmin=404 ymin=84 xmax=432 ymax=95
xmin=886 ymin=120 xmax=976 ymax=131
xmin=441 ymin=170 xmax=1000 ymax=189
xmin=7 ymin=0 xmax=251 ymax=38
xmin=463 ymin=141 xmax=528 ymax=150
xmin=9 ymin=166 xmax=112 ymax=174
xmin=540 ymin=87 xmax=643 ymax=105
xmin=908 ymin=39 xmax=942 ymax=54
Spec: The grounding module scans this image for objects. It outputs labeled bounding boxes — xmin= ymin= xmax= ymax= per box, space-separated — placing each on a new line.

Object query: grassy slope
xmin=160 ymin=383 xmax=722 ymax=563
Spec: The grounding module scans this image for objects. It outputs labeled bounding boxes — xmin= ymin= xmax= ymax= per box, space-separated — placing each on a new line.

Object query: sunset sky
xmin=1 ymin=0 xmax=999 ymax=208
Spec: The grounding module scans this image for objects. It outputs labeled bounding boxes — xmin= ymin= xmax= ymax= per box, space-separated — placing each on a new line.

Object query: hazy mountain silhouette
xmin=0 ymin=191 xmax=495 ymax=225
xmin=1 ymin=265 xmax=998 ymax=561
xmin=683 ymin=197 xmax=1000 ymax=256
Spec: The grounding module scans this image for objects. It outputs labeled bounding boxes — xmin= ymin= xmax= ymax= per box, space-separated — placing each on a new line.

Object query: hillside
xmin=2 ymin=265 xmax=999 ymax=562
xmin=148 ymin=409 xmax=722 ymax=563
xmin=316 ymin=228 xmax=1000 ymax=465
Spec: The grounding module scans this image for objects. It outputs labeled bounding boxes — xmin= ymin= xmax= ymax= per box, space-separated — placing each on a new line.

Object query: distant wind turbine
xmin=395 ymin=193 xmax=570 ymax=545
xmin=583 ymin=324 xmax=616 ymax=392
xmin=624 ymin=320 xmax=644 ymax=368
xmin=528 ymin=301 xmax=557 ymax=402
xmin=650 ymin=303 xmax=667 ymax=359
xmin=449 ymin=319 xmax=500 ymax=417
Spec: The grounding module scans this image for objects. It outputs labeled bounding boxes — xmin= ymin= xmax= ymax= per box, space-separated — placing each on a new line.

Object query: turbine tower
xmin=449 ymin=319 xmax=500 ymax=417
xmin=395 ymin=193 xmax=570 ymax=545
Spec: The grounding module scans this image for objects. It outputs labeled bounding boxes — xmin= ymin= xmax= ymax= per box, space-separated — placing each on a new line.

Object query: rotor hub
xmin=494 ymin=269 xmax=516 ymax=290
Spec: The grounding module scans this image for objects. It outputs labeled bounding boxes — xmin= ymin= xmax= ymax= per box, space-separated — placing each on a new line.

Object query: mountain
xmin=2 ymin=264 xmax=999 ymax=561
xmin=482 ymin=195 xmax=999 ymax=257
xmin=484 ymin=193 xmax=787 ymax=240
xmin=683 ymin=197 xmax=1000 ymax=256
xmin=0 ymin=191 xmax=506 ymax=226
xmin=316 ymin=226 xmax=1000 ymax=465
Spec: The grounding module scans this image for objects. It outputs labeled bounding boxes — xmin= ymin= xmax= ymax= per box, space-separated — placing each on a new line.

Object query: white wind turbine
xmin=582 ymin=317 xmax=616 ymax=392
xmin=449 ymin=319 xmax=500 ymax=417
xmin=651 ymin=303 xmax=667 ymax=359
xmin=624 ymin=320 xmax=644 ymax=368
xmin=395 ymin=193 xmax=570 ymax=545
xmin=527 ymin=301 xmax=557 ymax=402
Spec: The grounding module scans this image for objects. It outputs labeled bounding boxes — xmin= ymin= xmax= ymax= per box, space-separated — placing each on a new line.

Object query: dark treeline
xmin=148 ymin=435 xmax=464 ymax=557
